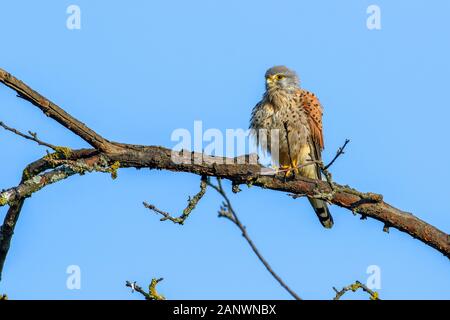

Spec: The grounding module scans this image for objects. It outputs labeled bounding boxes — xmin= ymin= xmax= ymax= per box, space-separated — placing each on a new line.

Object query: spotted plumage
xmin=250 ymin=66 xmax=333 ymax=228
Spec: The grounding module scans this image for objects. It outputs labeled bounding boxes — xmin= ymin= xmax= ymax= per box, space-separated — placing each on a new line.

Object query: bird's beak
xmin=266 ymin=76 xmax=274 ymax=85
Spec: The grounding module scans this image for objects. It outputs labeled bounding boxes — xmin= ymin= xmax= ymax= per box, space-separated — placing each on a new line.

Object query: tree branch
xmin=0 ymin=68 xmax=448 ymax=285
xmin=333 ymin=280 xmax=380 ymax=300
xmin=0 ymin=154 xmax=113 ymax=207
xmin=126 ymin=278 xmax=165 ymax=300
xmin=324 ymin=139 xmax=350 ymax=171
xmin=0 ymin=68 xmax=117 ymax=152
xmin=0 ymin=121 xmax=58 ymax=150
xmin=143 ymin=176 xmax=208 ymax=224
xmin=0 ymin=200 xmax=25 ymax=282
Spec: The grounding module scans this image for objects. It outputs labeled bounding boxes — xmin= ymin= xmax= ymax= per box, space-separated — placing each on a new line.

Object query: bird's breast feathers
xmin=251 ymin=89 xmax=309 ymax=132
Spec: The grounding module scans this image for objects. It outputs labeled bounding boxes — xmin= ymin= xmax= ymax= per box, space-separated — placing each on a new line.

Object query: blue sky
xmin=0 ymin=0 xmax=449 ymax=299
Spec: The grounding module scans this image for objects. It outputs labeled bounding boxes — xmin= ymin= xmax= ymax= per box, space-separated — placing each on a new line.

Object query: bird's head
xmin=265 ymin=66 xmax=299 ymax=91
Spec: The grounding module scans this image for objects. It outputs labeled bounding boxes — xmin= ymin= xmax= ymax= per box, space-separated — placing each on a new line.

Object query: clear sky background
xmin=0 ymin=0 xmax=449 ymax=299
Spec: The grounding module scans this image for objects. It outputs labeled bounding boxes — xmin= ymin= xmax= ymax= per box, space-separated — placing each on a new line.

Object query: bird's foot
xmin=279 ymin=165 xmax=299 ymax=181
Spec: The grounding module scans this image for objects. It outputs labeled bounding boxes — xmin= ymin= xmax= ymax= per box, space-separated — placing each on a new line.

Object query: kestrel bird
xmin=250 ymin=66 xmax=333 ymax=228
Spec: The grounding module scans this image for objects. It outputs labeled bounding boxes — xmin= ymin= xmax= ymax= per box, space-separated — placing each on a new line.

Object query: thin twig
xmin=333 ymin=280 xmax=380 ymax=300
xmin=313 ymin=139 xmax=351 ymax=191
xmin=126 ymin=278 xmax=165 ymax=300
xmin=144 ymin=176 xmax=207 ymax=224
xmin=324 ymin=139 xmax=350 ymax=170
xmin=283 ymin=122 xmax=295 ymax=174
xmin=149 ymin=278 xmax=165 ymax=300
xmin=0 ymin=121 xmax=57 ymax=150
xmin=207 ymin=177 xmax=302 ymax=300
xmin=126 ymin=281 xmax=150 ymax=299
xmin=320 ymin=163 xmax=335 ymax=191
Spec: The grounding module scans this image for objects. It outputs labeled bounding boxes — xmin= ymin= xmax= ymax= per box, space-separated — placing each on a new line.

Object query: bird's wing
xmin=297 ymin=89 xmax=324 ymax=153
xmin=297 ymin=89 xmax=325 ymax=178
xmin=296 ymin=89 xmax=334 ymax=229
xmin=249 ymin=100 xmax=263 ymax=129
xmin=249 ymin=99 xmax=274 ymax=155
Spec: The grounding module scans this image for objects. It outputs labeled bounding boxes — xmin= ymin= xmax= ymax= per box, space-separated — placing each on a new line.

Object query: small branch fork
xmin=319 ymin=139 xmax=350 ymax=190
xmin=126 ymin=278 xmax=165 ymax=300
xmin=333 ymin=281 xmax=380 ymax=300
xmin=324 ymin=139 xmax=350 ymax=171
xmin=144 ymin=176 xmax=208 ymax=224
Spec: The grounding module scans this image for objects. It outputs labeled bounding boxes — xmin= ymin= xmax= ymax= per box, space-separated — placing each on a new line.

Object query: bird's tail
xmin=308 ymin=198 xmax=333 ymax=228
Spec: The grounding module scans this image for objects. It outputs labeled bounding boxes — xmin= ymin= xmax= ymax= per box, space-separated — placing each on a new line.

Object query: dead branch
xmin=324 ymin=139 xmax=350 ymax=170
xmin=144 ymin=176 xmax=208 ymax=224
xmin=0 ymin=121 xmax=57 ymax=150
xmin=333 ymin=280 xmax=380 ymax=300
xmin=0 ymin=67 xmax=449 ymax=286
xmin=0 ymin=68 xmax=118 ymax=153
xmin=126 ymin=278 xmax=165 ymax=300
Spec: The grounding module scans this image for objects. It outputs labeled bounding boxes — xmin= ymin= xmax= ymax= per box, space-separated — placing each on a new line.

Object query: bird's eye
xmin=276 ymin=75 xmax=285 ymax=80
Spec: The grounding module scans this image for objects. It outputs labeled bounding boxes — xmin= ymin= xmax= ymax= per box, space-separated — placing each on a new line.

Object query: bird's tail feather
xmin=308 ymin=198 xmax=333 ymax=228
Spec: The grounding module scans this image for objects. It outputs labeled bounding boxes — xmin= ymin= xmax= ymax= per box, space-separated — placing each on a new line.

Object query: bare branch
xmin=324 ymin=139 xmax=350 ymax=170
xmin=0 ymin=68 xmax=117 ymax=152
xmin=126 ymin=278 xmax=165 ymax=300
xmin=1 ymin=144 xmax=448 ymax=262
xmin=0 ymin=200 xmax=25 ymax=281
xmin=0 ymin=167 xmax=76 ymax=207
xmin=207 ymin=178 xmax=302 ymax=300
xmin=126 ymin=281 xmax=150 ymax=299
xmin=149 ymin=278 xmax=166 ymax=300
xmin=333 ymin=280 xmax=380 ymax=300
xmin=0 ymin=121 xmax=57 ymax=150
xmin=144 ymin=176 xmax=207 ymax=224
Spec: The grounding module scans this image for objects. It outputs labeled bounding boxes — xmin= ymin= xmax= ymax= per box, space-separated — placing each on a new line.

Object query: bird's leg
xmin=282 ymin=121 xmax=297 ymax=179
xmin=280 ymin=160 xmax=298 ymax=179
xmin=291 ymin=158 xmax=300 ymax=176
xmin=283 ymin=159 xmax=299 ymax=178
xmin=279 ymin=164 xmax=290 ymax=173
xmin=280 ymin=165 xmax=292 ymax=182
